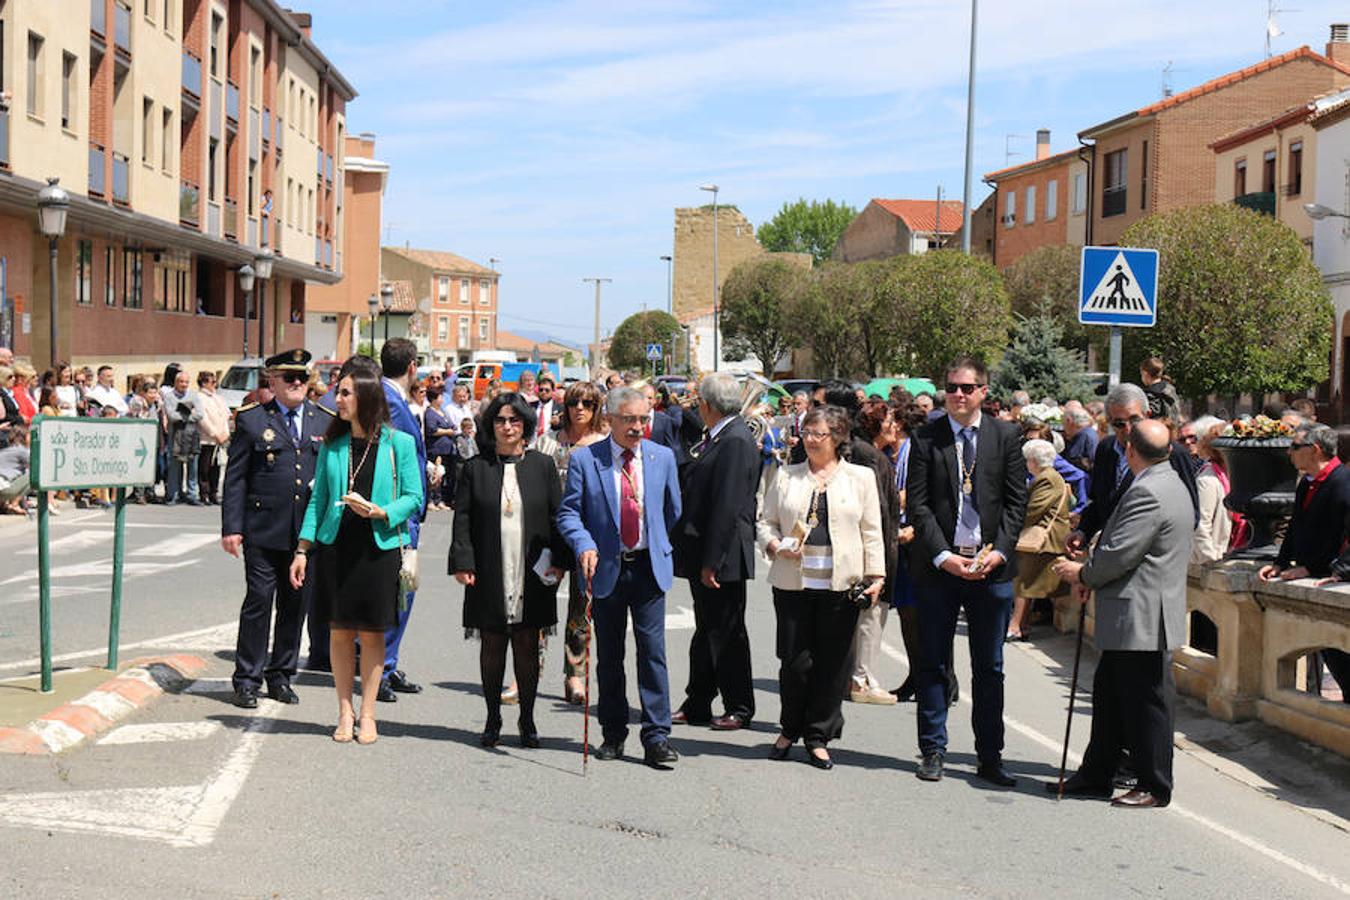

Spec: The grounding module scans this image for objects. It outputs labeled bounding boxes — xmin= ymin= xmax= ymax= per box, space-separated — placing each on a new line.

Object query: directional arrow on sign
xmin=135 ymin=438 xmax=148 ymax=466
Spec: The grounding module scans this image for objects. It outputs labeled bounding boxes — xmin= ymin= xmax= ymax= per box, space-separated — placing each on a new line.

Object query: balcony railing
xmin=91 ymin=0 xmax=107 ymax=35
xmin=111 ymin=152 xmax=129 ymax=204
xmin=248 ymin=108 xmax=260 ymax=159
xmin=260 ymin=216 xmax=270 ymax=246
xmin=0 ymin=105 xmax=9 ymax=169
xmin=325 ymin=154 xmax=334 ymax=182
xmin=315 ymin=236 xmax=322 ymax=265
xmin=207 ymin=201 xmax=221 ymax=237
xmin=261 ymin=108 xmax=271 ymax=144
xmin=247 ymin=217 xmax=257 ymax=247
xmin=89 ymin=143 xmax=106 ymax=197
xmin=225 ymin=81 xmax=240 ymax=122
xmin=223 ymin=198 xmax=238 ymax=238
xmin=179 ymin=180 xmax=200 ymax=225
xmin=316 ymin=146 xmax=324 ymax=177
xmin=181 ymin=50 xmax=202 ymax=98
xmin=1234 ymin=191 xmax=1277 ymax=217
xmin=275 ymin=117 xmax=283 ymax=152
xmin=113 ymin=2 xmax=131 ymax=55
xmin=1102 ymin=186 xmax=1127 ymax=218
xmin=209 ymin=79 xmax=223 ymax=139
xmin=324 ymin=240 xmax=333 ymax=268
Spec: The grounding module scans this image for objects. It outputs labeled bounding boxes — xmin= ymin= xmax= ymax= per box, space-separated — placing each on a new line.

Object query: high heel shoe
xmin=333 ymin=716 xmax=354 ymax=743
xmin=768 ymin=737 xmax=793 ymax=761
xmin=356 ymin=717 xmax=378 ymax=745
xmin=519 ymin=720 xmax=540 ymax=749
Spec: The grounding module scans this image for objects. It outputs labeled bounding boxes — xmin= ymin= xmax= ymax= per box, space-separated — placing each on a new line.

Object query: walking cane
xmin=582 ymin=580 xmax=593 ymax=776
xmin=1056 ymin=595 xmax=1089 ymax=800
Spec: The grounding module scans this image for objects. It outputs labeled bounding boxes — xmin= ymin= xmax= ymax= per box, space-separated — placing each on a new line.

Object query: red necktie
xmin=620 ymin=448 xmax=640 ymax=549
xmin=643 ymin=419 xmax=652 ymax=439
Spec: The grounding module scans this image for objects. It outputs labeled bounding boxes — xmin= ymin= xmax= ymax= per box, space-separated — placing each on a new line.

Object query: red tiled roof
xmin=385 ymin=280 xmax=419 ymax=313
xmin=382 ymin=246 xmax=495 ymax=276
xmin=872 ymin=199 xmax=966 ymax=233
xmin=495 ymin=330 xmax=572 ymax=356
xmin=983 ymin=147 xmax=1082 ymax=182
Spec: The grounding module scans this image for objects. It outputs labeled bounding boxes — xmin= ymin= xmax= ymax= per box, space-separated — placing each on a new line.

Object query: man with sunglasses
xmin=221 ymin=349 xmax=332 ymax=708
xmin=908 ymin=357 xmax=1027 ymax=786
xmin=1259 ymin=423 xmax=1350 ymax=584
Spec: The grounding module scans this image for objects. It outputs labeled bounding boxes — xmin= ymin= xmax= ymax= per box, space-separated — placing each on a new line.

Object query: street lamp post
xmin=380 ymin=283 xmax=394 ymax=346
xmin=1305 ymin=203 xmax=1350 ymax=221
xmin=237 ymin=264 xmax=256 ymax=358
xmin=660 ymin=254 xmax=673 ymax=315
xmin=698 ymin=183 xmax=719 ymax=371
xmin=36 ymin=177 xmax=70 ymax=369
xmin=367 ymin=293 xmax=379 ymax=356
xmin=253 ymin=248 xmax=274 ymax=357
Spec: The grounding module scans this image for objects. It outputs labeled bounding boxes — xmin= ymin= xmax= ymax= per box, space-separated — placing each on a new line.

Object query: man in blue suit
xmin=558 ymin=386 xmax=683 ymax=769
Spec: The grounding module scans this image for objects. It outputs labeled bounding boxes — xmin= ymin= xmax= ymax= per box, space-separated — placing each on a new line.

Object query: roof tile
xmin=872 ymin=199 xmax=966 ymax=233
xmin=382 ymin=246 xmax=496 ymax=276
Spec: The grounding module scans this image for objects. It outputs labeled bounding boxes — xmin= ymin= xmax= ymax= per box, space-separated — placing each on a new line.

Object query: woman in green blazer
xmin=290 ymin=359 xmax=423 ymax=745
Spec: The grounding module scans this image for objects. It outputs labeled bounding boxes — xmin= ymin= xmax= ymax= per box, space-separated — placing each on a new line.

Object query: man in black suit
xmin=908 ymin=357 xmax=1027 ymax=786
xmin=637 ymin=381 xmax=686 ymax=464
xmin=1260 ymin=423 xmax=1350 ymax=582
xmin=671 ymin=373 xmax=761 ymax=730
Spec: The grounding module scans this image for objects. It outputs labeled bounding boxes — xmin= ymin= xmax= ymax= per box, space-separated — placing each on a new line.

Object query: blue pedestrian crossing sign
xmin=1078 ymin=246 xmax=1159 ymax=327
xmin=646 ymin=343 xmax=663 ymax=360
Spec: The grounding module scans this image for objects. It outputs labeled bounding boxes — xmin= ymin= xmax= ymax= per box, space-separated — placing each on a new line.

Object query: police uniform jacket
xmin=222 ymin=398 xmax=329 ymax=551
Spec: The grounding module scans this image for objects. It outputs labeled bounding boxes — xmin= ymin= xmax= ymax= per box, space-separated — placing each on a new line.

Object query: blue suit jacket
xmin=383 ymin=378 xmax=428 ymax=543
xmin=558 ymin=439 xmax=682 ymax=598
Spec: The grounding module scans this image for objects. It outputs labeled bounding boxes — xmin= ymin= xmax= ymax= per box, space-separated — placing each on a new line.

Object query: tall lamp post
xmin=36 ymin=177 xmax=70 ymax=369
xmin=253 ymin=248 xmax=274 ymax=356
xmin=366 ymin=293 xmax=379 ymax=356
xmin=237 ymin=264 xmax=256 ymax=358
xmin=698 ymin=183 xmax=719 ymax=370
xmin=380 ymin=282 xmax=394 ymax=346
xmin=659 ymin=254 xmax=673 ymax=314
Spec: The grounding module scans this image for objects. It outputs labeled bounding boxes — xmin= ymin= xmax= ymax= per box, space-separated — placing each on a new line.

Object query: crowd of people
xmin=4 ymin=340 xmax=1346 ymax=803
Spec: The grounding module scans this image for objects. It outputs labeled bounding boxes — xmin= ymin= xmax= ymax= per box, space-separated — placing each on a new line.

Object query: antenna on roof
xmin=1004 ymin=134 xmax=1025 ymax=166
xmin=1266 ymin=0 xmax=1298 ymax=58
xmin=1161 ymin=61 xmax=1174 ymax=99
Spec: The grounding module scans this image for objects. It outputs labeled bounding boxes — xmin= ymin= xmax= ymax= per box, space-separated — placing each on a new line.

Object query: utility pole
xmin=960 ymin=0 xmax=978 ymax=253
xmin=583 ymin=277 xmax=611 ymax=375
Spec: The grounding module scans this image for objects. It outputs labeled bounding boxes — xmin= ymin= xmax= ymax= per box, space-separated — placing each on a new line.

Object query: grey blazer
xmin=1081 ymin=463 xmax=1194 ymax=652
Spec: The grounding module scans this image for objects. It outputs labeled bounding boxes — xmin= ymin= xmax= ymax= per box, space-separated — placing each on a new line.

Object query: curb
xmin=0 ymin=654 xmax=208 ymax=755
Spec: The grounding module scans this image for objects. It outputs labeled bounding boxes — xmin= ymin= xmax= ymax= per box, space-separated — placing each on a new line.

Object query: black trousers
xmin=1078 ymin=650 xmax=1175 ymax=803
xmin=232 ymin=545 xmax=305 ymax=691
xmin=773 ymin=588 xmax=859 ymax=749
xmin=681 ymin=579 xmax=755 ymax=721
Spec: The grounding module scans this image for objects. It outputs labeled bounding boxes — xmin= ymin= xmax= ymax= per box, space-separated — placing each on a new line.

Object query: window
xmin=1024 ymin=185 xmax=1036 ymax=224
xmin=209 ymin=13 xmax=223 ymax=79
xmin=1102 ymin=148 xmax=1127 ymax=217
xmin=437 ymin=316 xmax=449 ymax=342
xmin=1234 ymin=159 xmax=1247 ymax=197
xmin=458 ymin=316 xmax=469 ymax=345
xmin=479 ymin=279 xmax=490 ymax=305
xmin=247 ymin=160 xmax=256 ymax=215
xmin=1140 ymin=140 xmax=1149 ymax=210
xmin=1262 ymin=149 xmax=1276 ymax=194
xmin=26 ymin=32 xmax=44 ymax=119
xmin=459 ymin=279 xmax=469 ymax=303
xmin=287 ymin=79 xmax=295 ymax=127
xmin=161 ymin=107 xmax=172 ymax=169
xmin=1003 ymin=190 xmax=1015 ymax=228
xmin=164 ymin=0 xmax=173 ymax=29
xmin=1071 ymin=172 xmax=1086 ymax=214
xmin=286 ymin=178 xmax=294 ymax=226
xmin=61 ymin=52 xmax=76 ymax=129
xmin=207 ymin=138 xmax=218 ymax=200
xmin=437 ymin=276 xmax=449 ymax=303
xmin=249 ymin=46 xmax=261 ymax=106
xmin=141 ymin=97 xmax=153 ymax=163
xmin=123 ymin=249 xmax=143 ymax=309
xmin=1289 ymin=141 xmax=1303 ymax=196
xmin=478 ymin=318 xmax=489 ymax=341
xmin=76 ymin=240 xmax=92 ymax=305
xmin=1045 ymin=179 xmax=1058 ymax=221
xmin=104 ymin=248 xmax=117 ymax=306
xmin=307 ymin=188 xmax=314 ymax=234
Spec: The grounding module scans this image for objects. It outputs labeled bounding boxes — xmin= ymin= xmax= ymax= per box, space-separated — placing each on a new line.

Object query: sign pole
xmin=1108 ymin=325 xmax=1122 ymax=388
xmin=107 ymin=486 xmax=127 ymax=670
xmin=37 ymin=490 xmax=52 ymax=693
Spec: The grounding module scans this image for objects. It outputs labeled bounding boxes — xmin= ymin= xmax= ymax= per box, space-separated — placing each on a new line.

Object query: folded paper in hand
xmin=533 ymin=548 xmax=559 ymax=585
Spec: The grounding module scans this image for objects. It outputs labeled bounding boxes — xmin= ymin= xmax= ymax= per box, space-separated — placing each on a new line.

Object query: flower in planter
xmin=1222 ymin=415 xmax=1293 ymax=440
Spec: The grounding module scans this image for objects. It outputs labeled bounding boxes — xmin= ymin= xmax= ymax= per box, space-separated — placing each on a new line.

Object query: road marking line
xmin=130 ymin=533 xmax=221 ymax=558
xmin=0 ymin=557 xmax=197 ymax=585
xmin=881 ymin=640 xmax=1350 ymax=896
xmin=174 ymin=708 xmax=278 ymax=847
xmin=98 ymin=722 xmax=224 ymax=745
xmin=0 ymin=621 xmax=236 ymax=672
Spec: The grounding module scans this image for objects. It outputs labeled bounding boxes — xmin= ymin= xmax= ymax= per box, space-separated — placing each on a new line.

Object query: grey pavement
xmin=1 ymin=504 xmax=1348 ymax=898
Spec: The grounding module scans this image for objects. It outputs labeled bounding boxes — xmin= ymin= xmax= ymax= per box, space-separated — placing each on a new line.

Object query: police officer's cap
xmin=265 ymin=348 xmax=312 ymax=373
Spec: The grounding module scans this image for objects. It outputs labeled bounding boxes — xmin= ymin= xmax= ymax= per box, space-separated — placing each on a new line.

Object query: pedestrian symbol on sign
xmin=646 ymin=343 xmax=663 ymax=361
xmin=1078 ymin=247 xmax=1158 ymax=327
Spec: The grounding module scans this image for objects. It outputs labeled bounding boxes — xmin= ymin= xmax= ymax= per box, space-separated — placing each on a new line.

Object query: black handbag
xmin=844 ymin=581 xmax=873 ymax=610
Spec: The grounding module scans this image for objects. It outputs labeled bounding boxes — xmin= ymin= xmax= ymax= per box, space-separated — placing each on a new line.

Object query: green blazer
xmin=300 ymin=426 xmax=424 ymax=550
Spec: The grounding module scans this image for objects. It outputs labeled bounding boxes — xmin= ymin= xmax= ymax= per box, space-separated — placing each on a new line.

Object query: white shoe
xmin=850 ymin=687 xmax=898 ymax=705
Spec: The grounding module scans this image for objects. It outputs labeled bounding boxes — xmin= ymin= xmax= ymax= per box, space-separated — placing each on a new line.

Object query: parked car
xmin=217 ymin=357 xmax=266 ymax=410
xmin=776 ymin=378 xmax=819 ymax=398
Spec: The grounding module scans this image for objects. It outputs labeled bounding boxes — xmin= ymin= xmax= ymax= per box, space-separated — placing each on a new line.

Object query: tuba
xmin=739 ymin=379 xmax=776 ymax=450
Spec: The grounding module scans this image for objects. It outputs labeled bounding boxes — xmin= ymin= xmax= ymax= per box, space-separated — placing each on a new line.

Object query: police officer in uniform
xmin=221 ymin=349 xmax=332 ymax=708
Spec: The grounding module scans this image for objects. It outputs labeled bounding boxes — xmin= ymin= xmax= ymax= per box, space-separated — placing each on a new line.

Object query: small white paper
xmin=778 ymin=537 xmax=800 ymax=553
xmin=533 ymin=548 xmax=559 ymax=585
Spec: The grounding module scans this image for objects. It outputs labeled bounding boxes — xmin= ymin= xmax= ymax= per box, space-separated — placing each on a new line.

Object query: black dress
xmin=313 ymin=435 xmax=401 ymax=631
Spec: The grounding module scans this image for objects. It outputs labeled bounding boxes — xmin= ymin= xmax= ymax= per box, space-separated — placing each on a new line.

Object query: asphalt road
xmin=1 ymin=504 xmax=1348 ymax=899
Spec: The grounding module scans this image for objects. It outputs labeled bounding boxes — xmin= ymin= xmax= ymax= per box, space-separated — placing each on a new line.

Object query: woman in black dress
xmin=450 ymin=392 xmax=567 ymax=748
xmin=291 ymin=358 xmax=424 ymax=745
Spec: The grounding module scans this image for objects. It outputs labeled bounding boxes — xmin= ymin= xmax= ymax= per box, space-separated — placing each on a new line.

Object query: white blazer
xmin=756 ymin=460 xmax=885 ymax=591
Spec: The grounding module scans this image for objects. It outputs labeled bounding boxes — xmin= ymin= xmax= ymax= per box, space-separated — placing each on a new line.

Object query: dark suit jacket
xmin=1078 ymin=435 xmax=1200 ymax=539
xmin=908 ymin=414 xmax=1028 ymax=583
xmin=0 ymin=389 xmax=20 ymax=448
xmin=1277 ymin=463 xmax=1350 ymax=575
xmin=648 ymin=409 xmax=685 ymax=464
xmin=221 ymin=399 xmax=327 ymax=552
xmin=449 ymin=450 xmax=566 ymax=631
xmin=851 ymin=438 xmax=902 ymax=589
xmin=673 ymin=416 xmax=761 ymax=582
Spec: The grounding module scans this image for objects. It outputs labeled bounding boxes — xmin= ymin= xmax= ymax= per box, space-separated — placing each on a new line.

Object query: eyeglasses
xmin=802 ymin=430 xmax=833 ymax=441
xmin=1109 ymin=415 xmax=1144 ymax=430
xmin=1180 ymin=435 xmax=1198 ymax=445
xmin=566 ymin=399 xmax=596 ymax=409
xmin=279 ymin=371 xmax=307 ymax=385
xmin=945 ymin=383 xmax=984 ymax=395
xmin=494 ymin=416 xmax=522 ymax=427
xmin=1289 ymin=441 xmax=1312 ymax=450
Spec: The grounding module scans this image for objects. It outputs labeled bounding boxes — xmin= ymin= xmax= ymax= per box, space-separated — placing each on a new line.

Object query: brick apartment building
xmin=980 ymin=130 xmax=1089 ymax=269
xmin=832 ymin=198 xmax=964 ymax=263
xmin=380 ymin=246 xmax=498 ymax=367
xmin=0 ymin=1 xmax=353 ymax=382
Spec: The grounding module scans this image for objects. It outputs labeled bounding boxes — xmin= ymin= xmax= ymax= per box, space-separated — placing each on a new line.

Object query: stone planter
xmin=1211 ymin=436 xmax=1297 ymax=557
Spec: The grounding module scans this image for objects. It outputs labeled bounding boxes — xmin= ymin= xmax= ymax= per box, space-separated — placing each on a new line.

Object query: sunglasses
xmin=567 ymin=399 xmax=597 ymax=409
xmin=1180 ymin=435 xmax=1198 ymax=445
xmin=494 ymin=416 xmax=522 ymax=427
xmin=1110 ymin=415 xmax=1144 ymax=430
xmin=945 ymin=383 xmax=984 ymax=395
xmin=279 ymin=371 xmax=307 ymax=384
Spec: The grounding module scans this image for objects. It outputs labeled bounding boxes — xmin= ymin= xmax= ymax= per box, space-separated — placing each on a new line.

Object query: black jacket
xmin=673 ymin=416 xmax=761 ymax=582
xmin=850 ymin=438 xmax=902 ymax=590
xmin=1078 ymin=435 xmax=1200 ymax=540
xmin=449 ymin=450 xmax=567 ymax=631
xmin=648 ymin=409 xmax=685 ymax=465
xmin=221 ymin=399 xmax=329 ymax=552
xmin=1277 ymin=463 xmax=1350 ymax=575
xmin=908 ymin=414 xmax=1028 ymax=583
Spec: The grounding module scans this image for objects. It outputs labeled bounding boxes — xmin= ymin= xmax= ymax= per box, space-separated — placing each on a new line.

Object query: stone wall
xmin=673 ymin=206 xmax=772 ymax=321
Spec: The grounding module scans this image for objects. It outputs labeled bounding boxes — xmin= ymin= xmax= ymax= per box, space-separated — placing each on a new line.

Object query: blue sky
xmin=312 ymin=0 xmax=1350 ymax=346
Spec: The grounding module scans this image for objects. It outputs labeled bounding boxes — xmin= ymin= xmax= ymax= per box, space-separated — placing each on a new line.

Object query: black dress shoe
xmin=644 ymin=741 xmax=679 ymax=768
xmin=520 ymin=730 xmax=540 ymax=749
xmin=1111 ymin=789 xmax=1167 ymax=808
xmin=917 ymin=751 xmax=944 ymax=781
xmin=387 ymin=670 xmax=423 ymax=694
xmin=267 ymin=683 xmax=300 ymax=704
xmin=768 ymin=742 xmax=792 ymax=761
xmin=807 ymin=750 xmax=834 ymax=770
xmin=232 ymin=687 xmax=259 ymax=709
xmin=480 ymin=721 xmax=501 ymax=747
xmin=976 ymin=762 xmax=1017 ymax=787
xmin=710 ymin=714 xmax=748 ymax=731
xmin=594 ymin=741 xmax=624 ymax=761
xmin=375 ymin=681 xmax=398 ymax=703
xmin=1047 ymin=773 xmax=1113 ymax=799
xmin=890 ymin=678 xmax=916 ymax=703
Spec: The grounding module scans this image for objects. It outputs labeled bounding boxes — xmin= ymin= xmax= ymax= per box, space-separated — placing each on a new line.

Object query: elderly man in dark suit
xmin=1054 ymin=419 xmax=1195 ymax=808
xmin=1259 ymin=422 xmax=1350 ymax=583
xmin=908 ymin=357 xmax=1027 ymax=786
xmin=671 ymin=372 xmax=762 ymax=730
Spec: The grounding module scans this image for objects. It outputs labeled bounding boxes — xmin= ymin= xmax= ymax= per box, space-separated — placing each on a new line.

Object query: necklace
xmin=806 ymin=463 xmax=839 ymax=528
xmin=956 ymin=431 xmax=976 ymax=496
xmin=348 ymin=433 xmax=376 ymax=494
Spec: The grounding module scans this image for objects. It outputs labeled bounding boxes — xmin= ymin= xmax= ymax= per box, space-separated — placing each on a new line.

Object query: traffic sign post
xmin=646 ymin=343 xmax=663 ymax=379
xmin=30 ymin=416 xmax=158 ymax=692
xmin=1078 ymin=246 xmax=1159 ymax=387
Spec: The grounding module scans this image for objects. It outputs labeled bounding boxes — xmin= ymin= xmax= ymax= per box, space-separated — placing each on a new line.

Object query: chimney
xmin=1328 ymin=24 xmax=1350 ymax=66
xmin=1035 ymin=129 xmax=1051 ymax=161
xmin=285 ymin=9 xmax=313 ymax=38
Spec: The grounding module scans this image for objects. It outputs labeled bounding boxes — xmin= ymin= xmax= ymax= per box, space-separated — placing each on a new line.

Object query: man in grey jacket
xmin=1053 ymin=419 xmax=1193 ymax=808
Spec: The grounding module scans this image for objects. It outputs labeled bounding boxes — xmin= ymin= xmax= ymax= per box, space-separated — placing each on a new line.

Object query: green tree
xmin=608 ymin=310 xmax=683 ymax=372
xmin=1003 ymin=244 xmax=1096 ymax=351
xmin=1121 ymin=204 xmax=1332 ymax=397
xmin=788 ymin=264 xmax=862 ymax=378
xmin=890 ymin=250 xmax=1012 ymax=380
xmin=720 ymin=257 xmax=805 ymax=375
xmin=990 ymin=316 xmax=1095 ymax=402
xmin=757 ymin=198 xmax=859 ymax=265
